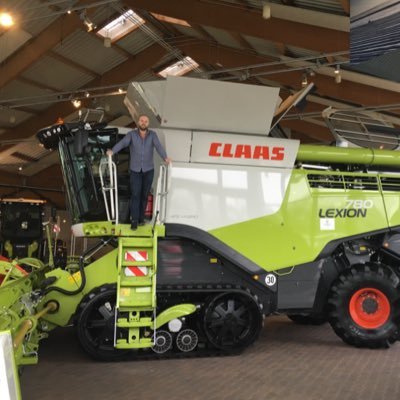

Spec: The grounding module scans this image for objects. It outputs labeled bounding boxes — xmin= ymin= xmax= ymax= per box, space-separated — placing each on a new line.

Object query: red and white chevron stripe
xmin=124 ymin=266 xmax=148 ymax=277
xmin=125 ymin=250 xmax=148 ymax=262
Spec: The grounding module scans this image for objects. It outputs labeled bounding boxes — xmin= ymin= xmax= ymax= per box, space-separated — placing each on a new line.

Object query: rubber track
xmin=79 ymin=282 xmax=263 ymax=361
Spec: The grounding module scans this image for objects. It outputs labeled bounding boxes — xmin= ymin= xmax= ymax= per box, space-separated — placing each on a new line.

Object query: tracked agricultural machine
xmin=3 ymin=78 xmax=400 ymax=390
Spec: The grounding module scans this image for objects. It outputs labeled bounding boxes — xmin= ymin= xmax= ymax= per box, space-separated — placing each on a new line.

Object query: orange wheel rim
xmin=349 ymin=287 xmax=391 ymax=329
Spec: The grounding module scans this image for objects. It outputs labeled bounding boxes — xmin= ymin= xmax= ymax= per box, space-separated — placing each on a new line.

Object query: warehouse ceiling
xmin=0 ymin=0 xmax=399 ymax=207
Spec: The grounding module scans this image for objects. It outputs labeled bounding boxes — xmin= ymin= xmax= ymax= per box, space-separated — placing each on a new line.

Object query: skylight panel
xmin=97 ymin=9 xmax=145 ymax=41
xmin=158 ymin=57 xmax=199 ymax=78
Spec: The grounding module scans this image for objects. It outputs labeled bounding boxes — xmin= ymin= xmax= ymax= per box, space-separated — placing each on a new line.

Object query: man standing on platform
xmin=107 ymin=114 xmax=170 ymax=230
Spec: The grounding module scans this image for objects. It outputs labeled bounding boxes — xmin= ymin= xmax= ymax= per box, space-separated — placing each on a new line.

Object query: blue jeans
xmin=130 ymin=169 xmax=154 ymax=223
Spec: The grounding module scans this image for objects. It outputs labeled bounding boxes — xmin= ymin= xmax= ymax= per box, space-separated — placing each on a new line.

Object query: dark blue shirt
xmin=111 ymin=129 xmax=167 ymax=173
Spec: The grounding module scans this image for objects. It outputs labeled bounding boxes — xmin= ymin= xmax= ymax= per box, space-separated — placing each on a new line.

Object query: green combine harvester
xmin=2 ymin=77 xmax=400 ymax=397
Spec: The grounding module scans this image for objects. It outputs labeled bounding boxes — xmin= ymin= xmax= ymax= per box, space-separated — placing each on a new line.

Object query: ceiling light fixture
xmin=0 ymin=12 xmax=14 ymax=27
xmin=103 ymin=36 xmax=111 ymax=48
xmin=71 ymin=99 xmax=81 ymax=108
xmin=334 ymin=65 xmax=341 ymax=84
xmin=307 ymin=68 xmax=316 ymax=77
xmin=262 ymin=4 xmax=271 ymax=20
xmin=301 ymin=73 xmax=308 ymax=87
xmin=80 ymin=10 xmax=96 ymax=32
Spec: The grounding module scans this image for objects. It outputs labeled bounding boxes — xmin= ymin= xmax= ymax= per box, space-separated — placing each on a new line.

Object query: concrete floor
xmin=21 ymin=316 xmax=400 ymax=400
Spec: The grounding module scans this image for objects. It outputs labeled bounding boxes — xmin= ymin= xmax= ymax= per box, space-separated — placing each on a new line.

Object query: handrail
xmin=99 ymin=154 xmax=119 ymax=224
xmin=153 ymin=166 xmax=163 ymax=224
xmin=166 ymin=161 xmax=172 ymax=193
xmin=108 ymin=155 xmax=115 ymax=222
xmin=153 ymin=162 xmax=172 ymax=224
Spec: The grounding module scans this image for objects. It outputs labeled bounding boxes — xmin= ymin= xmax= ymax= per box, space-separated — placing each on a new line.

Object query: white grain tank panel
xmin=102 ymin=95 xmax=129 ymax=115
xmin=242 ymin=35 xmax=279 ymax=56
xmin=160 ymin=76 xmax=280 ymax=134
xmin=165 ymin=162 xmax=292 ymax=231
xmin=202 ymin=25 xmax=242 ymax=49
xmin=117 ymin=29 xmax=155 ymax=55
xmin=22 ymin=56 xmax=93 ymax=90
xmin=157 ymin=129 xmax=192 ymax=162
xmin=124 ymin=80 xmax=166 ymax=128
xmin=53 ymin=30 xmax=128 ymax=75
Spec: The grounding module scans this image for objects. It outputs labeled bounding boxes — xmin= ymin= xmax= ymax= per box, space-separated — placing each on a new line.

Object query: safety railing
xmin=99 ymin=154 xmax=119 ymax=224
xmin=153 ymin=162 xmax=172 ymax=224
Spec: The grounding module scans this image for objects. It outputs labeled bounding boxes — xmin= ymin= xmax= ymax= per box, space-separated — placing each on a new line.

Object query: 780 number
xmin=345 ymin=200 xmax=373 ymax=209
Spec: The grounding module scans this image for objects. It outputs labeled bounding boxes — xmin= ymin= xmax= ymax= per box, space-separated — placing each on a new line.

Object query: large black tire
xmin=328 ymin=263 xmax=400 ymax=348
xmin=75 ymin=284 xmax=131 ymax=361
xmin=287 ymin=313 xmax=327 ymax=325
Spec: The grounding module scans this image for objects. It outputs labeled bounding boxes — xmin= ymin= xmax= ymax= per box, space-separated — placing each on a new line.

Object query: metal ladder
xmin=114 ymin=229 xmax=159 ymax=349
